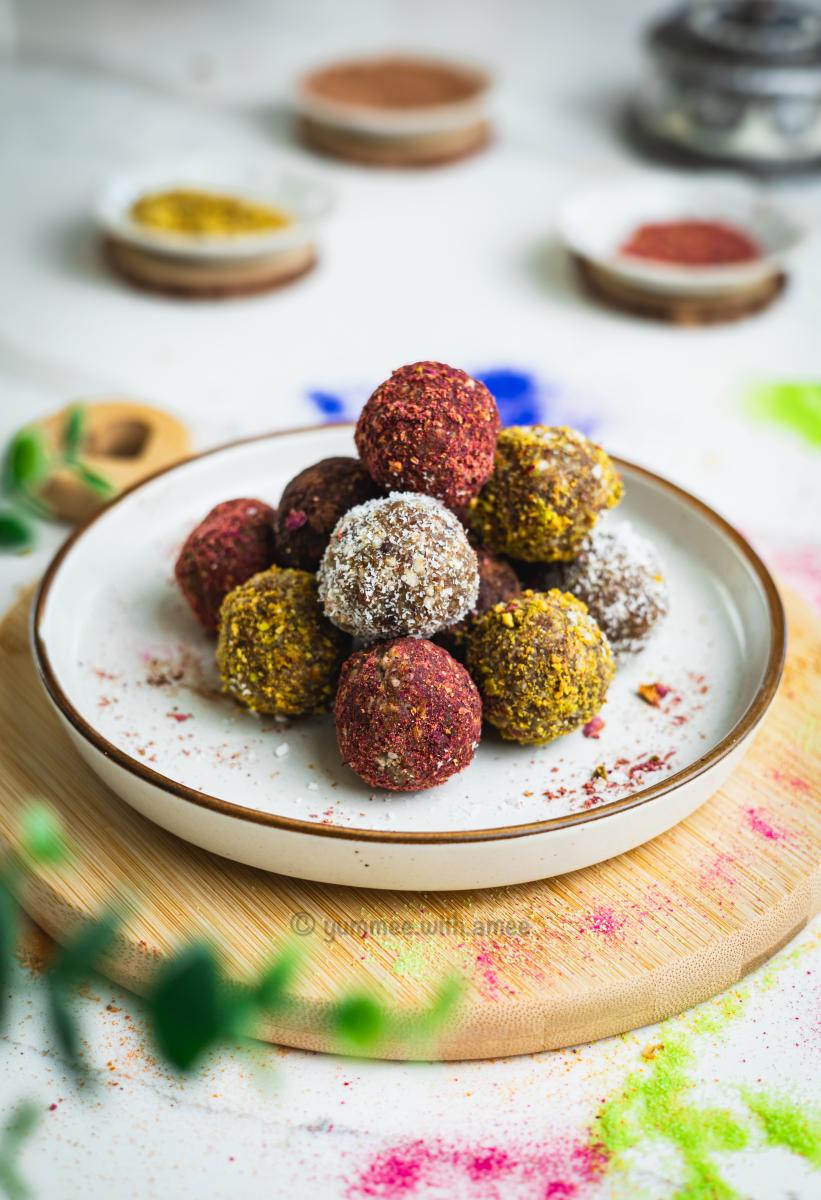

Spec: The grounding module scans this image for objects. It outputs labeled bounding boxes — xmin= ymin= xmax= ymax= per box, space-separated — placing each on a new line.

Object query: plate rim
xmin=31 ymin=424 xmax=786 ymax=846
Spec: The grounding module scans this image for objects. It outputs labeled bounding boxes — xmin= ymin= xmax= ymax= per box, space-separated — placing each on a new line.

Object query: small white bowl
xmin=294 ymin=55 xmax=492 ymax=137
xmin=96 ymin=161 xmax=335 ymax=262
xmin=558 ymin=174 xmax=807 ymax=295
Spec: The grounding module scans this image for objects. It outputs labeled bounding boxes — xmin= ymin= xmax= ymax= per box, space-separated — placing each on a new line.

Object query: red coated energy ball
xmin=355 ymin=361 xmax=500 ymax=509
xmin=335 ymin=638 xmax=482 ymax=792
xmin=175 ymin=498 xmax=277 ymax=633
xmin=274 ymin=456 xmax=381 ymax=571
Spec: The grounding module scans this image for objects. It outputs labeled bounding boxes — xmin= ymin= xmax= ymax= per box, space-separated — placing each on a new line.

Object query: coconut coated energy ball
xmin=355 ymin=361 xmax=500 ymax=509
xmin=467 ymin=588 xmax=615 ymax=744
xmin=175 ymin=498 xmax=277 ymax=633
xmin=559 ymin=523 xmax=669 ymax=656
xmin=335 ymin=638 xmax=482 ymax=791
xmin=468 ymin=426 xmax=622 ymax=562
xmin=216 ymin=567 xmax=349 ymax=716
xmin=317 ymin=493 xmax=479 ymax=640
xmin=274 ymin=456 xmax=381 ymax=571
xmin=435 ymin=543 xmax=521 ymax=659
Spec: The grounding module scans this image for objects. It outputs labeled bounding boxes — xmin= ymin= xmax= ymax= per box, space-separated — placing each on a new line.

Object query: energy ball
xmin=216 ymin=567 xmax=349 ymax=716
xmin=355 ymin=361 xmax=500 ymax=509
xmin=335 ymin=638 xmax=482 ymax=791
xmin=175 ymin=498 xmax=277 ymax=633
xmin=559 ymin=523 xmax=669 ymax=656
xmin=467 ymin=588 xmax=615 ymax=744
xmin=317 ymin=493 xmax=479 ymax=640
xmin=436 ymin=543 xmax=521 ymax=659
xmin=468 ymin=426 xmax=623 ymax=563
xmin=274 ymin=456 xmax=381 ymax=571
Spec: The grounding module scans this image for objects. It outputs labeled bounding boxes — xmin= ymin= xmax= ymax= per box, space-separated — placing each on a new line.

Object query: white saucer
xmin=33 ymin=426 xmax=784 ymax=891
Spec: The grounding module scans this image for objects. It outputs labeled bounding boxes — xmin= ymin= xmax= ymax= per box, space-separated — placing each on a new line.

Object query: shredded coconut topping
xmin=561 ymin=521 xmax=669 ymax=656
xmin=318 ymin=492 xmax=479 ymax=640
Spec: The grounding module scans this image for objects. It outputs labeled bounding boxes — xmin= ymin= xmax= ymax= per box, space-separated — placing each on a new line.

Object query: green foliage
xmin=331 ymin=994 xmax=387 ymax=1050
xmin=72 ymin=465 xmax=114 ymax=498
xmin=61 ymin=407 xmax=85 ymax=463
xmin=18 ymin=805 xmax=69 ymax=868
xmin=0 ymin=881 xmax=16 ymax=1029
xmin=46 ymin=911 xmax=120 ymax=1074
xmin=0 ymin=1103 xmax=39 ymax=1200
xmin=148 ymin=943 xmax=230 ymax=1071
xmin=5 ymin=430 xmax=48 ymax=492
xmin=253 ymin=946 xmax=300 ymax=1012
xmin=0 ymin=511 xmax=33 ymax=552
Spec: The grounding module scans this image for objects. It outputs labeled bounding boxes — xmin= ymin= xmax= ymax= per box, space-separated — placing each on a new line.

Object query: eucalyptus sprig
xmin=0 ymin=407 xmax=115 ymax=552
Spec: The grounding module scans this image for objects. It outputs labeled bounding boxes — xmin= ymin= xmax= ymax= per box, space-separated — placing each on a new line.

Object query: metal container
xmin=633 ymin=1 xmax=821 ymax=173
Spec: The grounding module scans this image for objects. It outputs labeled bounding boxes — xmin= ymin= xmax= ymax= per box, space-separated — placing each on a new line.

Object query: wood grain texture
xmin=103 ymin=238 xmax=317 ymax=299
xmin=1 ymin=587 xmax=818 ymax=1060
xmin=297 ymin=116 xmax=491 ymax=167
xmin=573 ymin=255 xmax=786 ymax=326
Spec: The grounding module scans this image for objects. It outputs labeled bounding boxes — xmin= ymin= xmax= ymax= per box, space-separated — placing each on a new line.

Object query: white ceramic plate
xmin=557 ymin=173 xmax=807 ymax=295
xmin=33 ymin=426 xmax=784 ymax=891
xmin=96 ymin=161 xmax=335 ymax=261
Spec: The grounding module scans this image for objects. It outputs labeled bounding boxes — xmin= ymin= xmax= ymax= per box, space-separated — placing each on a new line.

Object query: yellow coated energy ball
xmin=216 ymin=567 xmax=349 ymax=716
xmin=467 ymin=588 xmax=615 ymax=744
xmin=468 ymin=425 xmax=622 ymax=562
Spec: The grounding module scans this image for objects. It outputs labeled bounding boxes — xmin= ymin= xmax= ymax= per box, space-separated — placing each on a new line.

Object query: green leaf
xmin=254 ymin=947 xmax=299 ymax=1012
xmin=5 ymin=430 xmax=48 ymax=490
xmin=0 ymin=511 xmax=33 ymax=552
xmin=420 ymin=975 xmax=462 ymax=1032
xmin=0 ymin=881 xmax=17 ymax=1029
xmin=18 ymin=804 xmax=69 ymax=868
xmin=148 ymin=943 xmax=229 ymax=1071
xmin=0 ymin=1101 xmax=39 ymax=1200
xmin=49 ymin=911 xmax=119 ymax=986
xmin=73 ymin=464 xmax=114 ymax=498
xmin=46 ymin=984 xmax=82 ymax=1073
xmin=62 ymin=406 xmax=86 ymax=462
xmin=331 ymin=994 xmax=386 ymax=1050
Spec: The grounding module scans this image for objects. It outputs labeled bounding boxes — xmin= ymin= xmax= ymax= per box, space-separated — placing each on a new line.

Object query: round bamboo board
xmin=103 ymin=238 xmax=317 ymax=299
xmin=1 ymin=587 xmax=818 ymax=1060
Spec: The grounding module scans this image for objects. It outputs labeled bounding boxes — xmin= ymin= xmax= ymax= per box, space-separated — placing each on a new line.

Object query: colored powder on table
xmin=591 ymin=1035 xmax=749 ymax=1200
xmin=745 ymin=807 xmax=786 ymax=842
xmin=746 ymin=382 xmax=821 ymax=447
xmin=743 ymin=1091 xmax=821 ymax=1168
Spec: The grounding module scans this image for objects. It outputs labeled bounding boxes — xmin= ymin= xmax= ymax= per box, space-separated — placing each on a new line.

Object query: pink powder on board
xmin=745 ymin=807 xmax=786 ymax=842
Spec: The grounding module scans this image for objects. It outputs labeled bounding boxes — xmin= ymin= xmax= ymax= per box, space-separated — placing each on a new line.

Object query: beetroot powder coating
xmin=175 ymin=498 xmax=277 ymax=633
xmin=335 ymin=638 xmax=482 ymax=791
xmin=355 ymin=361 xmax=500 ymax=508
xmin=274 ymin=456 xmax=381 ymax=570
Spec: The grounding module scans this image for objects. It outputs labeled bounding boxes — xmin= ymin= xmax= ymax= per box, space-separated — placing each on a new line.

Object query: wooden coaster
xmin=573 ymin=254 xmax=786 ymax=326
xmin=104 ymin=237 xmax=317 ymax=300
xmin=1 ymin=587 xmax=818 ymax=1060
xmin=298 ymin=116 xmax=490 ymax=167
xmin=33 ymin=401 xmax=190 ymax=523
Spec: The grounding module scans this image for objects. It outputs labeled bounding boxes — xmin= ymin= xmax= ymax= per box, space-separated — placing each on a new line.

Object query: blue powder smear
xmin=305 ymin=367 xmax=600 ymax=435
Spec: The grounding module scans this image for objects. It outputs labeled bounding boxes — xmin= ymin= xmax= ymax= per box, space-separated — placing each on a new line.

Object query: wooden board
xmin=573 ymin=254 xmax=786 ymax=326
xmin=1 ymin=587 xmax=819 ymax=1060
xmin=298 ymin=116 xmax=491 ymax=167
xmin=103 ymin=238 xmax=317 ymax=300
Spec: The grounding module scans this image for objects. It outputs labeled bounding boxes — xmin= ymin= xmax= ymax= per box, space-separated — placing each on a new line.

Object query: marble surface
xmin=0 ymin=2 xmax=819 ymax=1196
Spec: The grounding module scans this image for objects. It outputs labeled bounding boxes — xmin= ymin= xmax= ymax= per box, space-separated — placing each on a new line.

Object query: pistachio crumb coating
xmin=216 ymin=567 xmax=350 ymax=716
xmin=468 ymin=425 xmax=623 ymax=562
xmin=467 ymin=588 xmax=615 ymax=744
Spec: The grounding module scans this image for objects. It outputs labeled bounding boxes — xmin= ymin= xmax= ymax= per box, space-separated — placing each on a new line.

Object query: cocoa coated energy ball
xmin=273 ymin=456 xmax=381 ymax=571
xmin=216 ymin=567 xmax=349 ymax=716
xmin=435 ymin=543 xmax=521 ymax=659
xmin=175 ymin=498 xmax=277 ymax=633
xmin=559 ymin=523 xmax=669 ymax=656
xmin=335 ymin=637 xmax=482 ymax=791
xmin=355 ymin=361 xmax=500 ymax=509
xmin=317 ymin=493 xmax=479 ymax=640
xmin=468 ymin=426 xmax=623 ymax=563
xmin=467 ymin=588 xmax=615 ymax=744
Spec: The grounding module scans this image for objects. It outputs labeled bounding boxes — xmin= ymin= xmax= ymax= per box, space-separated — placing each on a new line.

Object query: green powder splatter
xmin=744 ymin=1091 xmax=821 ymax=1168
xmin=747 ymin=382 xmax=821 ymax=447
xmin=592 ymin=1035 xmax=748 ymax=1199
